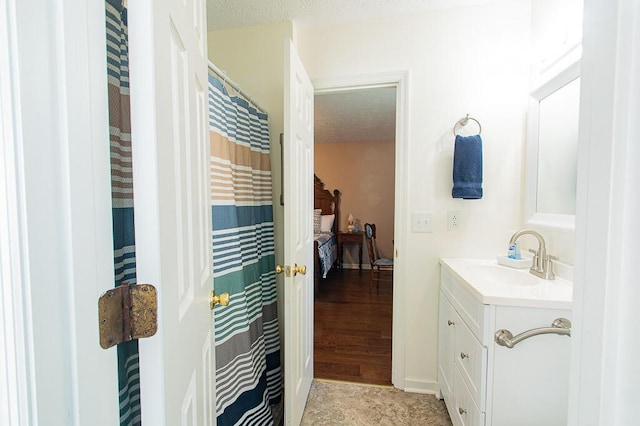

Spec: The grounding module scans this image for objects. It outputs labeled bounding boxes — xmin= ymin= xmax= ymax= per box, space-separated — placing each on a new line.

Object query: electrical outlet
xmin=412 ymin=211 xmax=433 ymax=233
xmin=447 ymin=210 xmax=460 ymax=230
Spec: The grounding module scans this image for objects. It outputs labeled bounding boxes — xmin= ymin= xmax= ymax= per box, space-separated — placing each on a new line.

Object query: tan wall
xmin=315 ymin=140 xmax=395 ymax=265
xmin=208 ymin=21 xmax=293 ymax=368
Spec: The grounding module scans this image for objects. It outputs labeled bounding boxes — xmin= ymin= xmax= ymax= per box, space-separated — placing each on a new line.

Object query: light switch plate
xmin=412 ymin=211 xmax=433 ymax=233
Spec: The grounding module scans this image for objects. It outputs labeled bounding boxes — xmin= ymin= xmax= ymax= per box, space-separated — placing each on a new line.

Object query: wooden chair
xmin=364 ymin=223 xmax=394 ymax=291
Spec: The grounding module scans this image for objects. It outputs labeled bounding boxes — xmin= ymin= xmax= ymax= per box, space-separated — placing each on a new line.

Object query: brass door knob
xmin=293 ymin=264 xmax=306 ymax=275
xmin=210 ymin=290 xmax=230 ymax=309
xmin=275 ymin=264 xmax=285 ymax=274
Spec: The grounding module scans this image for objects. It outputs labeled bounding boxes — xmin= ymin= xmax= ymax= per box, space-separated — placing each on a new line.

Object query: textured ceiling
xmin=207 ymin=0 xmax=498 ymax=31
xmin=314 ymin=88 xmax=397 ymax=144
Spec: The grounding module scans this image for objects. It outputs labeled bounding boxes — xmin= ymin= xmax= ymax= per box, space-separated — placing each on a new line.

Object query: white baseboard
xmin=402 ymin=378 xmax=439 ymax=395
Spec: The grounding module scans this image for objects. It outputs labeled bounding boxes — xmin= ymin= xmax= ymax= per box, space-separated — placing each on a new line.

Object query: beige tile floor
xmin=301 ymin=380 xmax=453 ymax=426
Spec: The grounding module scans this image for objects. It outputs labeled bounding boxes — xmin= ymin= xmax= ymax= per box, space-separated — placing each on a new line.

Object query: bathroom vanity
xmin=438 ymin=258 xmax=573 ymax=426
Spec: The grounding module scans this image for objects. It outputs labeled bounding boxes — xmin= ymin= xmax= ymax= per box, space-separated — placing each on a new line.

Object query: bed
xmin=313 ymin=175 xmax=340 ymax=293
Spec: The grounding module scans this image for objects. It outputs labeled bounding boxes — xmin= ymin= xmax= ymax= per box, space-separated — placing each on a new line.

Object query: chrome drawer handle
xmin=459 ymin=407 xmax=467 ymax=415
xmin=447 ymin=320 xmax=455 ymax=326
xmin=494 ymin=318 xmax=571 ymax=349
xmin=460 ymin=352 xmax=469 ymax=360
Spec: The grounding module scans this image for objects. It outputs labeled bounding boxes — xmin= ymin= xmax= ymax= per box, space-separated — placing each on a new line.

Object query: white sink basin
xmin=440 ymin=258 xmax=573 ymax=309
xmin=467 ymin=264 xmax=540 ymax=286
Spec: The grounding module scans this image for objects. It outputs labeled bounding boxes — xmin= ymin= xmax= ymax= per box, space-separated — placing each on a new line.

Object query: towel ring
xmin=453 ymin=114 xmax=482 ymax=136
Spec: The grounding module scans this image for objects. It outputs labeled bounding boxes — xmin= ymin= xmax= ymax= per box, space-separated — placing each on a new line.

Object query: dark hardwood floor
xmin=314 ymin=268 xmax=393 ymax=386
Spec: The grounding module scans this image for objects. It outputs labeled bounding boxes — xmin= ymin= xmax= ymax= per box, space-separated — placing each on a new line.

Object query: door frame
xmin=312 ymin=71 xmax=409 ymax=389
xmin=568 ymin=0 xmax=640 ymax=423
xmin=1 ymin=0 xmax=119 ymax=423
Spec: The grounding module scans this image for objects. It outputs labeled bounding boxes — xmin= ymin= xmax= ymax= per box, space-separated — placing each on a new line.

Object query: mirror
xmin=525 ymin=60 xmax=580 ymax=231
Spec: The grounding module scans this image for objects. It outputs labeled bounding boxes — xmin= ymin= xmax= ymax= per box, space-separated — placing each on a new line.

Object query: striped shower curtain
xmin=208 ymin=74 xmax=283 ymax=425
xmin=105 ymin=1 xmax=141 ymax=424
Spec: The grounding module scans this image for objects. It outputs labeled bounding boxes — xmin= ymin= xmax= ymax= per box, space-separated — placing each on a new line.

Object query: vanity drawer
xmin=441 ymin=267 xmax=488 ymax=343
xmin=453 ymin=367 xmax=485 ymax=426
xmin=455 ymin=318 xmax=487 ymax=409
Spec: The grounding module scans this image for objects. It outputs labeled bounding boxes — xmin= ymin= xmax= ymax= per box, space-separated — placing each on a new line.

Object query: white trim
xmin=8 ymin=0 xmax=119 ymax=423
xmin=569 ymin=0 xmax=640 ymax=424
xmin=524 ymin=212 xmax=575 ymax=233
xmin=0 ymin=0 xmax=35 ymax=422
xmin=524 ymin=59 xmax=580 ymax=233
xmin=403 ymin=378 xmax=439 ymax=395
xmin=312 ymin=70 xmax=410 ymax=390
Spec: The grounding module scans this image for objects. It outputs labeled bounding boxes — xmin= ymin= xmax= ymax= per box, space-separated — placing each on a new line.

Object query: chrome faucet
xmin=509 ymin=229 xmax=556 ymax=280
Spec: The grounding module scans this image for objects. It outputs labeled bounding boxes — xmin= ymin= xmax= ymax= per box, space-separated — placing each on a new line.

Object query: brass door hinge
xmin=98 ymin=283 xmax=158 ymax=349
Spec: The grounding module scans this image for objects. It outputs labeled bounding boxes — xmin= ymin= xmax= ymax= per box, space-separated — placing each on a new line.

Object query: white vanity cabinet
xmin=438 ymin=259 xmax=572 ymax=426
xmin=439 ymin=268 xmax=488 ymax=426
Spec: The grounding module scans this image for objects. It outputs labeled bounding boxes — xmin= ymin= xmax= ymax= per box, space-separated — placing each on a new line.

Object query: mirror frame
xmin=525 ymin=59 xmax=580 ymax=232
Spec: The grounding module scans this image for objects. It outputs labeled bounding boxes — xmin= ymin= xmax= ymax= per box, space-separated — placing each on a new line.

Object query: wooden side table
xmin=337 ymin=231 xmax=364 ymax=269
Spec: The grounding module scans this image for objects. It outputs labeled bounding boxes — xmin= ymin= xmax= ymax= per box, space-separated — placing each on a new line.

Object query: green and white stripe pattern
xmin=106 ymin=1 xmax=140 ymax=424
xmin=209 ymin=74 xmax=282 ymax=425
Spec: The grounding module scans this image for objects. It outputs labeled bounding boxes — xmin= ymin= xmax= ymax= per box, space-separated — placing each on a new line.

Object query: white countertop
xmin=440 ymin=257 xmax=573 ymax=309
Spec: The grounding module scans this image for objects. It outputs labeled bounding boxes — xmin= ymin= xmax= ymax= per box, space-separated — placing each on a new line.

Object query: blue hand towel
xmin=452 ymin=134 xmax=483 ymax=199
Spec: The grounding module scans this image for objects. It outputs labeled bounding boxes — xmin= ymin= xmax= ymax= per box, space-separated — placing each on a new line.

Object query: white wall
xmin=525 ymin=0 xmax=584 ymax=266
xmin=531 ymin=0 xmax=584 ymax=87
xmin=298 ymin=0 xmax=531 ymax=391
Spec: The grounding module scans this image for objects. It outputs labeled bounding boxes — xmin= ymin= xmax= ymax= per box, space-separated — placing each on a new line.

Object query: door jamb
xmin=1 ymin=0 xmax=119 ymax=423
xmin=312 ymin=71 xmax=409 ymax=389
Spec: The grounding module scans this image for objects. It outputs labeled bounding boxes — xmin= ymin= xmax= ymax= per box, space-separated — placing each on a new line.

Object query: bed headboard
xmin=314 ymin=174 xmax=340 ymax=234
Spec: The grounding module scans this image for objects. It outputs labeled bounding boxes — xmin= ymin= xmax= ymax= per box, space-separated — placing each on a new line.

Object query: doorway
xmin=312 ymin=85 xmax=397 ymax=385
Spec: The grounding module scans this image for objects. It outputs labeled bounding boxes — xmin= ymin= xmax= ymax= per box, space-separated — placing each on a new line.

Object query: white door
xmin=128 ymin=0 xmax=215 ymax=424
xmin=283 ymin=39 xmax=315 ymax=426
